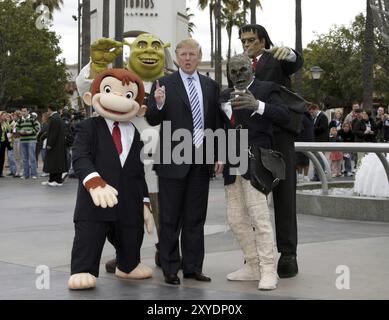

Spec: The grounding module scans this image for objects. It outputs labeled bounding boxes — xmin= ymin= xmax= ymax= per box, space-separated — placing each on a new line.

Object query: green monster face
xmin=128 ymin=34 xmax=169 ymax=82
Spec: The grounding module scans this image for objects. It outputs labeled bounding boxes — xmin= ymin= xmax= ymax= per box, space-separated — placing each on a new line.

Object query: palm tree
xmin=198 ymin=0 xmax=215 ymax=67
xmin=214 ymin=0 xmax=222 ymax=85
xmin=81 ymin=0 xmax=90 ymax=69
xmin=102 ymin=0 xmax=110 ymax=38
xmin=186 ymin=7 xmax=196 ymax=37
xmin=363 ymin=0 xmax=374 ymax=110
xmin=241 ymin=0 xmax=249 ymax=23
xmin=294 ymin=0 xmax=303 ymax=94
xmin=221 ymin=0 xmax=245 ymax=62
xmin=249 ymin=0 xmax=261 ymax=24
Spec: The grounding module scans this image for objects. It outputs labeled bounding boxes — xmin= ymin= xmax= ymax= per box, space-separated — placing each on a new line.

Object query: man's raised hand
xmin=154 ymin=80 xmax=166 ymax=107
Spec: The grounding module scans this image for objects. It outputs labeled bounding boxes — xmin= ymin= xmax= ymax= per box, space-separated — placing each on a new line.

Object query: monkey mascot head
xmin=82 ymin=68 xmax=147 ymax=122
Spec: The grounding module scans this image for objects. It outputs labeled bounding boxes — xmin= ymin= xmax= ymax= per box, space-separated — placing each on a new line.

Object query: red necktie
xmin=112 ymin=121 xmax=122 ymax=155
xmin=252 ymin=57 xmax=258 ymax=70
xmin=230 ymin=114 xmax=235 ymax=127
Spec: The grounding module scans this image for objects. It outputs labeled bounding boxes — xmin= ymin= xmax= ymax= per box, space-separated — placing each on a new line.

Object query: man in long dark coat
xmin=42 ymin=105 xmax=68 ymax=186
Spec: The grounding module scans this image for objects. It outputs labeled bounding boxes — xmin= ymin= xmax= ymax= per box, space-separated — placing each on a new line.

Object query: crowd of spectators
xmin=0 ymin=106 xmax=85 ymax=183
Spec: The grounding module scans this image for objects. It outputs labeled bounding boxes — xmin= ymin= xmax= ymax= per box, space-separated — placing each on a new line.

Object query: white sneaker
xmin=258 ymin=267 xmax=278 ymax=290
xmin=41 ymin=181 xmax=49 ymax=186
xmin=31 ymin=176 xmax=37 ymax=179
xmin=40 ymin=173 xmax=49 ymax=177
xmin=48 ymin=181 xmax=63 ymax=187
xmin=227 ymin=264 xmax=260 ymax=281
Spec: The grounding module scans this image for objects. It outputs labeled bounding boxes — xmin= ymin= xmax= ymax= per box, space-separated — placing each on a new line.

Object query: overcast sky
xmin=52 ymin=0 xmax=366 ymax=65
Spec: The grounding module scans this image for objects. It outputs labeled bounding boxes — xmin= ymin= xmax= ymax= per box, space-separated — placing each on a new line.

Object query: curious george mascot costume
xmin=68 ymin=68 xmax=154 ymax=290
xmin=76 ymin=34 xmax=170 ymax=271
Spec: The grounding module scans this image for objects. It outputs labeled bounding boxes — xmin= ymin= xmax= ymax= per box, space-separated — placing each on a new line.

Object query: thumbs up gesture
xmin=154 ymin=80 xmax=166 ymax=107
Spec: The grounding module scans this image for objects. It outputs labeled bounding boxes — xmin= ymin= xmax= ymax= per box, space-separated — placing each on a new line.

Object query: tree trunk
xmin=210 ymin=5 xmax=214 ymax=68
xmin=227 ymin=25 xmax=232 ymax=63
xmin=363 ymin=0 xmax=374 ymax=111
xmin=102 ymin=0 xmax=110 ymax=38
xmin=294 ymin=0 xmax=303 ymax=94
xmin=214 ymin=0 xmax=222 ymax=86
xmin=250 ymin=0 xmax=256 ymax=24
xmin=81 ymin=0 xmax=91 ymax=69
xmin=114 ymin=0 xmax=124 ymax=68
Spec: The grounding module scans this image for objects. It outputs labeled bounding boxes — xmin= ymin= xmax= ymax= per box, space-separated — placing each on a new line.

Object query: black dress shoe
xmin=277 ymin=253 xmax=298 ymax=278
xmin=105 ymin=258 xmax=117 ymax=273
xmin=155 ymin=243 xmax=161 ymax=268
xmin=183 ymin=272 xmax=211 ymax=282
xmin=164 ymin=274 xmax=180 ymax=285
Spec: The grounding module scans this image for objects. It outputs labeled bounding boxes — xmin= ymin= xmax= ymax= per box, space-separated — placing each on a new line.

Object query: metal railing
xmin=294 ymin=142 xmax=389 ymax=195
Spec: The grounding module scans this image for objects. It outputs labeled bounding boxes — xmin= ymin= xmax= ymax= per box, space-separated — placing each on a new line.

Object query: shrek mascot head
xmin=127 ymin=33 xmax=170 ymax=82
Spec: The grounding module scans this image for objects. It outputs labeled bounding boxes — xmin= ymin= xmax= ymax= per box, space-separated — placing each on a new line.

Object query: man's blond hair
xmin=175 ymin=38 xmax=202 ymax=58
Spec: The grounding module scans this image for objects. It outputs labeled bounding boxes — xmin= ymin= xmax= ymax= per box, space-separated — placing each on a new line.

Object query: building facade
xmin=89 ymin=0 xmax=188 ymax=61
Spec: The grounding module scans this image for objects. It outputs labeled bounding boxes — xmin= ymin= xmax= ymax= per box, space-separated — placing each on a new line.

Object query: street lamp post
xmin=114 ymin=0 xmax=124 ymax=68
xmin=72 ymin=0 xmax=81 ymax=74
xmin=310 ymin=66 xmax=323 ymax=104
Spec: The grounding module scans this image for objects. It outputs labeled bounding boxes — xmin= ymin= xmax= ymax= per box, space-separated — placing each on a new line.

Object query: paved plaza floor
xmin=1 ymin=175 xmax=389 ymax=300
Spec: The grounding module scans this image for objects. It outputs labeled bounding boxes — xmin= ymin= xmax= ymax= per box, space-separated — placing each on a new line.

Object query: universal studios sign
xmin=125 ymin=0 xmax=157 ymax=17
xmin=126 ymin=0 xmax=155 ymax=9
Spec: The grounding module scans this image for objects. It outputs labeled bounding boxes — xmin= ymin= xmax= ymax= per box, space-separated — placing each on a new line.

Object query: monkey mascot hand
xmin=68 ymin=69 xmax=154 ymax=290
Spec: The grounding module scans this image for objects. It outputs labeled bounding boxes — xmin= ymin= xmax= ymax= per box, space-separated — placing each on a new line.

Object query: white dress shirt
xmin=157 ymin=69 xmax=205 ymax=129
xmin=82 ymin=119 xmax=135 ymax=185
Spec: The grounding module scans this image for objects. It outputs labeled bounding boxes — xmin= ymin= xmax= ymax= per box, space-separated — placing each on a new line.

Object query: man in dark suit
xmin=41 ymin=104 xmax=68 ymax=186
xmin=238 ymin=24 xmax=304 ymax=278
xmin=146 ymin=38 xmax=224 ymax=285
xmin=221 ymin=54 xmax=290 ymax=290
xmin=308 ymin=103 xmax=329 ymax=181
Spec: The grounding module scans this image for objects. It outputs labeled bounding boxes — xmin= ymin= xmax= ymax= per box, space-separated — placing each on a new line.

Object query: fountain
xmin=295 ymin=143 xmax=389 ymax=222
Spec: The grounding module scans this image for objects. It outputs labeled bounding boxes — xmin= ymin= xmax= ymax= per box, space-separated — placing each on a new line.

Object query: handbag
xmin=277 ymin=86 xmax=309 ymax=136
xmin=249 ymin=146 xmax=286 ymax=195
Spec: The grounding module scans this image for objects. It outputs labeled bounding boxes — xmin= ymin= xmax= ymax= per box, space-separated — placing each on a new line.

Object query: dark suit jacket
xmin=72 ymin=116 xmax=148 ymax=227
xmin=220 ymin=80 xmax=290 ymax=185
xmin=313 ymin=112 xmax=329 ymax=142
xmin=146 ymin=70 xmax=223 ymax=179
xmin=43 ymin=113 xmax=68 ymax=173
xmin=254 ymin=50 xmax=304 ymax=89
xmin=352 ymin=118 xmax=377 ymax=142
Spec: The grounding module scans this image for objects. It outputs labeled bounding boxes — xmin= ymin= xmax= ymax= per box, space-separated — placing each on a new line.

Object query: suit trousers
xmin=49 ymin=173 xmax=62 ymax=183
xmin=71 ymin=220 xmax=143 ymax=277
xmin=272 ymin=129 xmax=298 ymax=254
xmin=158 ymin=164 xmax=210 ymax=276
